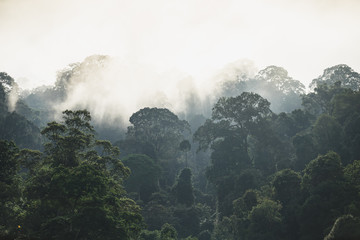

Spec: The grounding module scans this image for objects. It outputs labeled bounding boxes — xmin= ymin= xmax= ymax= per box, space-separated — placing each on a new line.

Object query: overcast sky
xmin=1 ymin=0 xmax=360 ymax=89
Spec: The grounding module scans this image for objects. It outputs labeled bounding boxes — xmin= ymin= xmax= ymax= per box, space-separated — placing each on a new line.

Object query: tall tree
xmin=127 ymin=107 xmax=190 ymax=161
xmin=173 ymin=168 xmax=194 ymax=207
xmin=122 ymin=154 xmax=161 ymax=202
xmin=21 ymin=110 xmax=143 ymax=240
xmin=300 ymin=152 xmax=350 ymax=240
xmin=194 ymin=92 xmax=272 ymax=217
xmin=126 ymin=107 xmax=190 ymax=187
xmin=309 ymin=64 xmax=360 ymax=91
xmin=0 ymin=140 xmax=21 ymax=239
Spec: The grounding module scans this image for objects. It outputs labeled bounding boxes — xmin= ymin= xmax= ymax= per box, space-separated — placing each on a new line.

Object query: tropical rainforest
xmin=1 ymin=56 xmax=360 ymax=240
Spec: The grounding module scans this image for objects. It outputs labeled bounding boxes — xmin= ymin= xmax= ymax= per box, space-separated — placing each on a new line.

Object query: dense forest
xmin=1 ymin=56 xmax=360 ymax=240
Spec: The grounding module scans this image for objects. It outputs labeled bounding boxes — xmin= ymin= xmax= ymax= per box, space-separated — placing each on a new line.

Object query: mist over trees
xmin=1 ymin=58 xmax=360 ymax=239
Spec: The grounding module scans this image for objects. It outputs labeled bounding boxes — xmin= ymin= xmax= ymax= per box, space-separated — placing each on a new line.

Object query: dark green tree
xmin=21 ymin=110 xmax=143 ymax=240
xmin=312 ymin=114 xmax=345 ymax=159
xmin=324 ymin=215 xmax=360 ymax=240
xmin=272 ymin=169 xmax=301 ymax=205
xmin=126 ymin=107 xmax=190 ymax=187
xmin=160 ymin=223 xmax=178 ymax=240
xmin=0 ymin=140 xmax=21 ymax=239
xmin=344 ymin=160 xmax=360 ymax=191
xmin=300 ymin=152 xmax=351 ymax=240
xmin=179 ymin=140 xmax=191 ymax=167
xmin=172 ymin=205 xmax=200 ymax=238
xmin=332 ymin=91 xmax=360 ymax=160
xmin=194 ymin=92 xmax=272 ymax=217
xmin=292 ymin=133 xmax=317 ymax=171
xmin=173 ymin=168 xmax=194 ymax=207
xmin=272 ymin=169 xmax=302 ymax=240
xmin=302 ymin=82 xmax=352 ymax=117
xmin=122 ymin=154 xmax=161 ymax=202
xmin=127 ymin=107 xmax=190 ymax=160
xmin=247 ymin=199 xmax=282 ymax=240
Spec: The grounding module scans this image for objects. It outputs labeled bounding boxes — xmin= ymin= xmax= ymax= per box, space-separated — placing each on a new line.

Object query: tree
xmin=140 ymin=229 xmax=160 ymax=240
xmin=248 ymin=199 xmax=282 ymax=240
xmin=127 ymin=107 xmax=190 ymax=187
xmin=160 ymin=223 xmax=178 ymax=240
xmin=21 ymin=110 xmax=143 ymax=239
xmin=0 ymin=140 xmax=21 ymax=239
xmin=194 ymin=92 xmax=272 ymax=217
xmin=302 ymin=82 xmax=352 ymax=117
xmin=309 ymin=64 xmax=360 ymax=91
xmin=216 ymin=65 xmax=305 ymax=113
xmin=292 ymin=133 xmax=317 ymax=171
xmin=173 ymin=168 xmax=194 ymax=207
xmin=122 ymin=154 xmax=161 ymax=202
xmin=272 ymin=169 xmax=301 ymax=205
xmin=272 ymin=169 xmax=302 ymax=240
xmin=127 ymin=107 xmax=190 ymax=160
xmin=344 ymin=160 xmax=360 ymax=192
xmin=0 ymin=72 xmax=16 ymax=114
xmin=179 ymin=140 xmax=191 ymax=167
xmin=172 ymin=205 xmax=200 ymax=238
xmin=312 ymin=114 xmax=344 ymax=158
xmin=332 ymin=91 xmax=360 ymax=124
xmin=300 ymin=152 xmax=350 ymax=240
xmin=0 ymin=73 xmax=42 ymax=149
xmin=195 ymin=92 xmax=272 ymax=159
xmin=1 ymin=111 xmax=42 ymax=149
xmin=324 ymin=215 xmax=360 ymax=240
xmin=253 ymin=66 xmax=305 ymax=113
xmin=332 ymin=92 xmax=360 ymax=160
xmin=302 ymin=151 xmax=343 ymax=189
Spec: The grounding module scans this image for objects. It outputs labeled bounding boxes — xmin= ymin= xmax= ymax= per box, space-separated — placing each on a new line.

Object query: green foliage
xmin=142 ymin=199 xmax=175 ymax=231
xmin=302 ymin=151 xmax=343 ymax=189
xmin=197 ymin=230 xmax=211 ymax=240
xmin=313 ymin=114 xmax=344 ymax=156
xmin=2 ymin=63 xmax=360 ymax=240
xmin=127 ymin=107 xmax=190 ymax=160
xmin=324 ymin=215 xmax=360 ymax=240
xmin=292 ymin=133 xmax=317 ymax=170
xmin=122 ymin=154 xmax=161 ymax=202
xmin=302 ymin=82 xmax=352 ymax=117
xmin=126 ymin=107 xmax=190 ymax=187
xmin=332 ymin=91 xmax=360 ymax=161
xmin=212 ymin=92 xmax=272 ymax=132
xmin=160 ymin=223 xmax=178 ymax=240
xmin=248 ymin=199 xmax=282 ymax=240
xmin=140 ymin=229 xmax=160 ymax=240
xmin=174 ymin=168 xmax=194 ymax=207
xmin=20 ymin=110 xmax=143 ymax=239
xmin=300 ymin=152 xmax=353 ymax=240
xmin=212 ymin=216 xmax=235 ymax=240
xmin=272 ymin=169 xmax=301 ymax=205
xmin=0 ymin=140 xmax=21 ymax=239
xmin=194 ymin=92 xmax=272 ymax=216
xmin=173 ymin=206 xmax=200 ymax=238
xmin=179 ymin=140 xmax=191 ymax=152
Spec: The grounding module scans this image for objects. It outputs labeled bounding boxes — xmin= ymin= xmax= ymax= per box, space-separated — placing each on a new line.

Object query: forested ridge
xmin=1 ymin=58 xmax=360 ymax=240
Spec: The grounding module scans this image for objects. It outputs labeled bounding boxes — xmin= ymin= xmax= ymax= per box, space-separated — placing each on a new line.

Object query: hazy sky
xmin=1 ymin=0 xmax=360 ymax=89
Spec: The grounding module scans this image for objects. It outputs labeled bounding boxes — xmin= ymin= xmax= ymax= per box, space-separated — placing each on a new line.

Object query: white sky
xmin=1 ymin=0 xmax=360 ymax=89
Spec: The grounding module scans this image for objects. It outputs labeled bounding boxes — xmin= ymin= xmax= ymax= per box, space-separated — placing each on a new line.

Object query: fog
xmin=1 ymin=0 xmax=360 ymax=121
xmin=53 ymin=55 xmax=214 ymax=124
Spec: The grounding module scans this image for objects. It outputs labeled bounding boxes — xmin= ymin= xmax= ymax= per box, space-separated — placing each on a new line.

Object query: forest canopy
xmin=1 ymin=62 xmax=360 ymax=239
